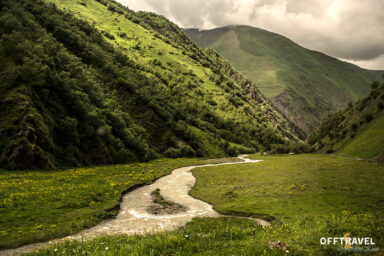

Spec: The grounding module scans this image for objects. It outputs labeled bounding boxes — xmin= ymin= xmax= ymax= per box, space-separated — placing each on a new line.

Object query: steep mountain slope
xmin=309 ymin=81 xmax=384 ymax=161
xmin=0 ymin=0 xmax=299 ymax=170
xmin=184 ymin=26 xmax=383 ymax=134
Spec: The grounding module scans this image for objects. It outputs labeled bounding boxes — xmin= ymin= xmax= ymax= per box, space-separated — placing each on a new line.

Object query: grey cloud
xmin=119 ymin=0 xmax=384 ymax=69
xmin=286 ymin=0 xmax=333 ymax=17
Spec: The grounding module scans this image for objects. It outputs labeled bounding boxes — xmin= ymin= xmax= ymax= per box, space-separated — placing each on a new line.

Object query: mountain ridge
xmin=183 ymin=25 xmax=383 ymax=135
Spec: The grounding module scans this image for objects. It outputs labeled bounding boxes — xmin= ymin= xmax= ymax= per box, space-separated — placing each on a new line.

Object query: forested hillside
xmin=0 ymin=0 xmax=300 ymax=170
xmin=184 ymin=26 xmax=383 ymax=134
xmin=309 ymin=81 xmax=384 ymax=160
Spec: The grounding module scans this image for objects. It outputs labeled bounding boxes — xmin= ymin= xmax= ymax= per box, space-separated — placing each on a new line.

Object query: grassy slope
xmin=184 ymin=26 xmax=383 ymax=134
xmin=24 ymin=154 xmax=384 ymax=256
xmin=0 ymin=0 xmax=300 ymax=170
xmin=47 ymin=0 xmax=299 ymax=142
xmin=310 ymin=83 xmax=384 ymax=160
xmin=0 ymin=157 xmax=229 ymax=249
xmin=342 ymin=112 xmax=384 ymax=159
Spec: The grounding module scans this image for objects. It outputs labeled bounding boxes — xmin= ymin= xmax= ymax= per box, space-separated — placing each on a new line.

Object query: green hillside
xmin=0 ymin=0 xmax=300 ymax=170
xmin=184 ymin=26 xmax=383 ymax=134
xmin=309 ymin=81 xmax=384 ymax=160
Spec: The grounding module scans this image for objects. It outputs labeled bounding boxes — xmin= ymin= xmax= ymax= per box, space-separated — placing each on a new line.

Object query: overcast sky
xmin=118 ymin=0 xmax=384 ymax=70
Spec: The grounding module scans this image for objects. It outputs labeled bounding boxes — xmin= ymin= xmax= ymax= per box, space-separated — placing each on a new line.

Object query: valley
xmin=0 ymin=0 xmax=383 ymax=255
xmin=1 ymin=154 xmax=382 ymax=255
xmin=184 ymin=26 xmax=383 ymax=134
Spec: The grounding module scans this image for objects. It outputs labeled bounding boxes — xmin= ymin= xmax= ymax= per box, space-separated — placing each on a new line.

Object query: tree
xmin=371 ymin=81 xmax=380 ymax=90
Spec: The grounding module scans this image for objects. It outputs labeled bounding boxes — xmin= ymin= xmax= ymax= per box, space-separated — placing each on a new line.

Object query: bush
xmin=226 ymin=146 xmax=240 ymax=156
xmin=117 ymin=32 xmax=127 ymax=38
xmin=271 ymin=144 xmax=289 ymax=154
xmin=371 ymin=81 xmax=380 ymax=90
xmin=117 ymin=149 xmax=137 ymax=163
xmin=164 ymin=147 xmax=181 ymax=158
xmin=107 ymin=3 xmax=115 ymax=12
xmin=102 ymin=31 xmax=115 ymax=40
xmin=271 ymin=144 xmax=315 ymax=154
xmin=180 ymin=145 xmax=195 ymax=157
xmin=364 ymin=114 xmax=373 ymax=123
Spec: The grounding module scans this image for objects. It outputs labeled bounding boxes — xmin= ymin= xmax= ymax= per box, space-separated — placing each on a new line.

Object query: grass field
xmin=0 ymin=157 xmax=226 ymax=249
xmin=14 ymin=154 xmax=384 ymax=255
xmin=191 ymin=154 xmax=384 ymax=220
xmin=25 ymin=213 xmax=382 ymax=256
xmin=188 ymin=154 xmax=384 ymax=255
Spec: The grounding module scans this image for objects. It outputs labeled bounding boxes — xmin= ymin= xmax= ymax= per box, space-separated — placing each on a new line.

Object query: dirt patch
xmin=146 ymin=189 xmax=187 ymax=214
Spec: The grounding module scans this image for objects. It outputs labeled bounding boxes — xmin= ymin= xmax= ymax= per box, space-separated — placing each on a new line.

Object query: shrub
xmin=271 ymin=144 xmax=315 ymax=154
xmin=117 ymin=149 xmax=137 ymax=163
xmin=371 ymin=80 xmax=380 ymax=90
xmin=180 ymin=145 xmax=195 ymax=157
xmin=271 ymin=144 xmax=289 ymax=154
xmin=107 ymin=3 xmax=116 ymax=12
xmin=117 ymin=32 xmax=127 ymax=38
xmin=226 ymin=146 xmax=240 ymax=156
xmin=364 ymin=114 xmax=373 ymax=123
xmin=164 ymin=147 xmax=181 ymax=158
xmin=102 ymin=31 xmax=115 ymax=40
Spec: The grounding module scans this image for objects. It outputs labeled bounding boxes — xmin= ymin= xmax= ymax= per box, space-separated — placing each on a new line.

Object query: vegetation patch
xmin=146 ymin=188 xmax=187 ymax=214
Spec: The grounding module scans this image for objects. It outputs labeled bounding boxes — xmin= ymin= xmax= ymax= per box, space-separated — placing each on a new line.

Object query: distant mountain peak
xmin=184 ymin=25 xmax=382 ymax=135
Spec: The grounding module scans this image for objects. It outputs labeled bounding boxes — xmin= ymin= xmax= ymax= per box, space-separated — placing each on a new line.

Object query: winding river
xmin=1 ymin=155 xmax=269 ymax=256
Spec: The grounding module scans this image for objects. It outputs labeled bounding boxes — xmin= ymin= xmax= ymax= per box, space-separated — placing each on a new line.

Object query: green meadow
xmin=0 ymin=157 xmax=224 ymax=249
xmin=6 ymin=154 xmax=382 ymax=255
xmin=25 ymin=213 xmax=382 ymax=256
xmin=191 ymin=154 xmax=384 ymax=219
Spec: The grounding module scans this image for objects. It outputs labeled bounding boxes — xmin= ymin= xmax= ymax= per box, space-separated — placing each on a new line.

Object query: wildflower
xmin=105 ymin=247 xmax=109 ymax=250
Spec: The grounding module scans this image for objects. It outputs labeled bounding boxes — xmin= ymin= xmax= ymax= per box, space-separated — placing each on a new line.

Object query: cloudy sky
xmin=118 ymin=0 xmax=384 ymax=70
